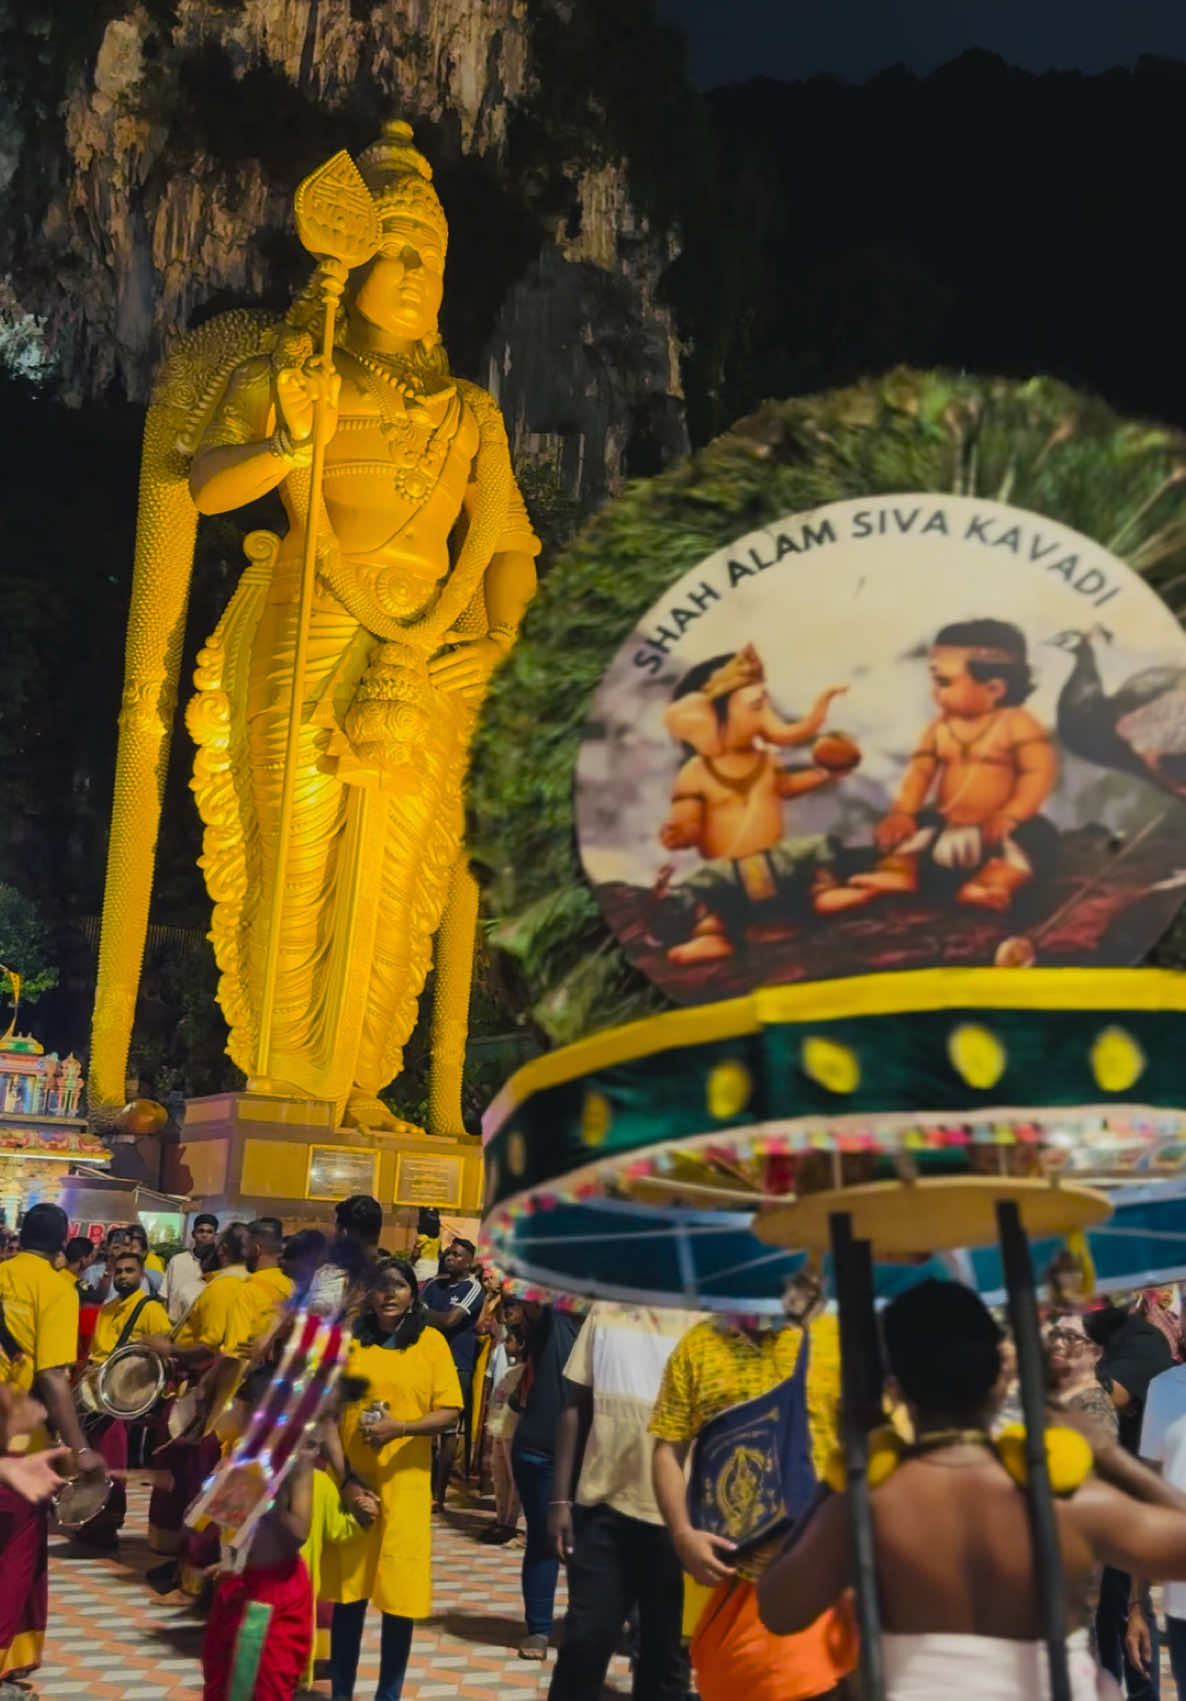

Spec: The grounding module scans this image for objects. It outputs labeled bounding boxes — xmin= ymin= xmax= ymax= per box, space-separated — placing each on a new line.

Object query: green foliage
xmin=514 ymin=463 xmax=583 ymax=566
xmin=0 ymin=885 xmax=57 ymax=1002
xmin=379 ymin=943 xmax=541 ymax=1133
xmin=471 ymin=369 xmax=1186 ymax=1040
xmin=126 ymin=932 xmax=240 ymax=1101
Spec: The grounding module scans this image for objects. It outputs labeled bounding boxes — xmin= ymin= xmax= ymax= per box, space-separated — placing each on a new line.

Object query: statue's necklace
xmin=353 ymin=349 xmax=429 ymax=409
xmin=350 ymin=351 xmax=456 ymax=505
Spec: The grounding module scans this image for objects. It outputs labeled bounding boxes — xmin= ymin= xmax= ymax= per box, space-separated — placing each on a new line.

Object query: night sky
xmin=657 ymin=0 xmax=1186 ymax=87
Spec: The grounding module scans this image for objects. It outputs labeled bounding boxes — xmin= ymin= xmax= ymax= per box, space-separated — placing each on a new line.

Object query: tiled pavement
xmin=38 ymin=1477 xmax=633 ymax=1700
xmin=38 ymin=1479 xmax=1179 ymax=1699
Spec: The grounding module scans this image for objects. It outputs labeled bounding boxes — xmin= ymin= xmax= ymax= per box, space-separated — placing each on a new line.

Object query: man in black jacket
xmin=1087 ymin=1300 xmax=1174 ymax=1701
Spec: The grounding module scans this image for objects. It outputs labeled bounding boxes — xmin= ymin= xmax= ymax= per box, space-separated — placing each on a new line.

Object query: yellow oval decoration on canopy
xmin=580 ymin=1090 xmax=612 ymax=1146
xmin=948 ymin=1023 xmax=1007 ymax=1090
xmin=802 ymin=1035 xmax=860 ymax=1095
xmin=707 ymin=1060 xmax=752 ymax=1119
xmin=1091 ymin=1025 xmax=1145 ymax=1094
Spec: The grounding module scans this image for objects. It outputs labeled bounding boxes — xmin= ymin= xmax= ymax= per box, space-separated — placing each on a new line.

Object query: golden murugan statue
xmin=90 ymin=122 xmax=539 ymax=1133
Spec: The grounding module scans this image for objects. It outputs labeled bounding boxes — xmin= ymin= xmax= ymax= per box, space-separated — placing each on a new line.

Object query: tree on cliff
xmin=0 ymin=885 xmax=58 ymax=1009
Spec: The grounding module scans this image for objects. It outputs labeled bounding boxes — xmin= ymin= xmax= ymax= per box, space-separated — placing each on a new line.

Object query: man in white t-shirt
xmin=160 ymin=1213 xmax=218 ymax=1323
xmin=1134 ymin=1359 xmax=1186 ymax=1696
xmin=546 ymin=1302 xmax=704 ymax=1700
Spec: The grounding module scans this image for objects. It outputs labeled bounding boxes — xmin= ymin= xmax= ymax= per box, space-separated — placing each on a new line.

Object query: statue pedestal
xmin=164 ymin=1092 xmax=484 ymax=1239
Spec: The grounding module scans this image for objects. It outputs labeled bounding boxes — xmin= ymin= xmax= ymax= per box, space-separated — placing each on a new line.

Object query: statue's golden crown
xmin=358 ymin=120 xmax=448 ymax=255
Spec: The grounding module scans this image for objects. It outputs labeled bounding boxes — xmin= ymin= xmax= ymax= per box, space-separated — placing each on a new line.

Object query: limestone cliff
xmin=0 ymin=0 xmax=688 ymax=500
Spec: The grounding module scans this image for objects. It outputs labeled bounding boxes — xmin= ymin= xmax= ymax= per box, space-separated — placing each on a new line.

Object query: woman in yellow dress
xmin=324 ymin=1257 xmax=462 ymax=1701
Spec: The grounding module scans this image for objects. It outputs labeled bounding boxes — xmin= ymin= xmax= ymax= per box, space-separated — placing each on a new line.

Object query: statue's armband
xmin=198 ymin=356 xmax=275 ymax=455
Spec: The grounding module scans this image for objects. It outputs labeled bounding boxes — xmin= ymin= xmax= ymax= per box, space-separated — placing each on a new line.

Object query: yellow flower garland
xmin=822 ymin=1424 xmax=1092 ymax=1496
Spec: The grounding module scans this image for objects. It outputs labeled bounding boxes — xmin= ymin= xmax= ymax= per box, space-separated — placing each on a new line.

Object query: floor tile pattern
xmin=40 ymin=1479 xmax=1174 ymax=1699
xmin=38 ymin=1478 xmax=632 ymax=1699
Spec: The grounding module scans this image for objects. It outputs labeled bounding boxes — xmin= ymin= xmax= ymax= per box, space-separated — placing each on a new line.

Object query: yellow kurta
xmin=324 ymin=1326 xmax=462 ymax=1620
xmin=0 ymin=1251 xmax=79 ymax=1392
xmin=0 ymin=1251 xmax=80 ymax=1677
xmin=173 ymin=1264 xmax=247 ymax=1352
xmin=223 ymin=1266 xmax=294 ymax=1359
xmin=89 ymin=1291 xmax=170 ymax=1362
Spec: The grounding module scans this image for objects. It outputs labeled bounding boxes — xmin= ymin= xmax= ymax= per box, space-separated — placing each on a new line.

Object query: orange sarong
xmin=690 ymin=1578 xmax=857 ymax=1701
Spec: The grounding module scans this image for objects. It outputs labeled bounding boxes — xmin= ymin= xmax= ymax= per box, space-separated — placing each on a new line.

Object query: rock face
xmin=0 ymin=0 xmax=687 ymax=501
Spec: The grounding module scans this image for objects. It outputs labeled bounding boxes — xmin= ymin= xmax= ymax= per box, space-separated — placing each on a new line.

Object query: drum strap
xmin=114 ymin=1296 xmax=153 ymax=1355
xmin=0 ymin=1298 xmax=23 ymax=1367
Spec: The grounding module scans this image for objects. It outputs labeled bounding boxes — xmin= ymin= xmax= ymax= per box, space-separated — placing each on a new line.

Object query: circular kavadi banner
xmin=472 ymin=375 xmax=1186 ymax=1040
xmin=576 ymin=495 xmax=1186 ymax=1001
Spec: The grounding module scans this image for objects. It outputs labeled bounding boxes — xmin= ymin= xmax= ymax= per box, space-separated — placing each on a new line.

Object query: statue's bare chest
xmin=326 ymin=354 xmax=477 ymax=507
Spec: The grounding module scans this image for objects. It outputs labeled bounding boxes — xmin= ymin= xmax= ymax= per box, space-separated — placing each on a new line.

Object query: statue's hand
xmin=428 ymin=638 xmax=506 ymax=697
xmin=275 ymin=355 xmax=340 ymax=453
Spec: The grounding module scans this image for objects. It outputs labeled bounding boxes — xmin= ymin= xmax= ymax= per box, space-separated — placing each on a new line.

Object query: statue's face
xmin=353 ymin=215 xmax=445 ymax=343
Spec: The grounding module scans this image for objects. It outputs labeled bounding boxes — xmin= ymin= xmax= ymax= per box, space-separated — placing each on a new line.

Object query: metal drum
xmin=95 ymin=1343 xmax=167 ymax=1420
xmin=54 ymin=1472 xmax=112 ymax=1530
xmin=74 ymin=1367 xmax=104 ymax=1421
xmin=166 ymin=1384 xmax=205 ymax=1444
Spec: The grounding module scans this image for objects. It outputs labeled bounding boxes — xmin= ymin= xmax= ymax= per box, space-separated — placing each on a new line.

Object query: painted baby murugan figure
xmin=90 ymin=122 xmax=539 ymax=1132
xmin=820 ymin=619 xmax=1058 ymax=915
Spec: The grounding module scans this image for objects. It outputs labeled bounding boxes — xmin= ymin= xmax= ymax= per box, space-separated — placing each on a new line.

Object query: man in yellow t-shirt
xmin=73 ymin=1248 xmax=170 ymax=1549
xmin=650 ymin=1275 xmax=856 ymax=1701
xmin=142 ymin=1222 xmax=250 ymax=1580
xmin=0 ymin=1203 xmax=107 ymax=1680
xmin=223 ymin=1219 xmax=293 ymax=1361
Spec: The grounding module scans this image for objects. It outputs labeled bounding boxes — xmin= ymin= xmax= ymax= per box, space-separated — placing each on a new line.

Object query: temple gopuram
xmin=0 ymin=1030 xmax=108 ymax=1227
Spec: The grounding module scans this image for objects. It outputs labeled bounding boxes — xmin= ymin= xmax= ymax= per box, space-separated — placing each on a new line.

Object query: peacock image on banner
xmin=575 ymin=493 xmax=1186 ymax=1003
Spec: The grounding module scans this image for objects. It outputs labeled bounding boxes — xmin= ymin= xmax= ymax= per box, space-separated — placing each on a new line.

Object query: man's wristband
xmin=549 ymin=1499 xmax=571 ymax=1506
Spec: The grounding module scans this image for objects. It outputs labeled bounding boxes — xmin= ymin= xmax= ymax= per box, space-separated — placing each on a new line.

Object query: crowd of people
xmin=7 ymin=1198 xmax=1186 ymax=1700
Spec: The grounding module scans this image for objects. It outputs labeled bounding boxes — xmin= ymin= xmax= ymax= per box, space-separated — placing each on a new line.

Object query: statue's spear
xmin=253 ymin=152 xmax=380 ymax=1084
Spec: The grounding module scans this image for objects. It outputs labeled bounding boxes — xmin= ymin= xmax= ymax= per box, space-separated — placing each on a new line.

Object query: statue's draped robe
xmin=189 ymin=352 xmax=539 ymax=1114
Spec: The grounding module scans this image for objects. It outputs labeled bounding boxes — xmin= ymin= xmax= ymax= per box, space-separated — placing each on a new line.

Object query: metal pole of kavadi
xmin=829 ymin=1209 xmax=886 ymax=1701
xmin=996 ymin=1198 xmax=1072 ymax=1701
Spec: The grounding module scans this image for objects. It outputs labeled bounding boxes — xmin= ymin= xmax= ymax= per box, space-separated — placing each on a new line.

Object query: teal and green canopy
xmin=481 ymin=966 xmax=1186 ymax=1312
